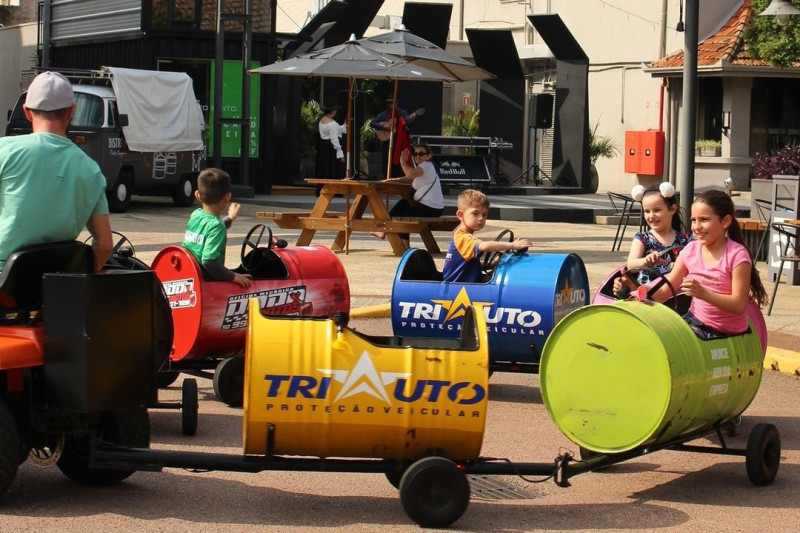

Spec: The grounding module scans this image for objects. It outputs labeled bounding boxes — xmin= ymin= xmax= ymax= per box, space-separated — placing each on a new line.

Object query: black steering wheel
xmin=240 ymin=224 xmax=272 ymax=273
xmin=481 ymin=229 xmax=515 ymax=274
xmin=618 ymin=265 xmax=678 ymax=310
xmin=85 ymin=231 xmax=145 ymax=270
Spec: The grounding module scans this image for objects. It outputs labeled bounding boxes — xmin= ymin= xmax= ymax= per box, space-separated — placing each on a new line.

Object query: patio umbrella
xmin=358 ymin=26 xmax=494 ymax=178
xmin=249 ymin=36 xmax=454 ymax=179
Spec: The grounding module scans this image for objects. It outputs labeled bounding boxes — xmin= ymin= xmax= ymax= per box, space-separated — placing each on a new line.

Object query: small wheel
xmin=0 ymin=400 xmax=21 ymax=497
xmin=85 ymin=231 xmax=142 ymax=270
xmin=746 ymin=423 xmax=780 ymax=486
xmin=399 ymin=457 xmax=470 ymax=528
xmin=173 ymin=174 xmax=196 ymax=207
xmin=156 ymin=371 xmax=181 ymax=389
xmin=181 ymin=379 xmax=199 ymax=436
xmin=213 ymin=356 xmax=245 ymax=407
xmin=240 ymin=224 xmax=272 ymax=273
xmin=107 ymin=169 xmax=133 ymax=213
xmin=57 ymin=407 xmax=150 ymax=486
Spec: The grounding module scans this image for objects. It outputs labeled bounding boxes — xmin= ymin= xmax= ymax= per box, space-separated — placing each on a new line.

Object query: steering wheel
xmin=481 ymin=229 xmax=515 ymax=274
xmin=618 ymin=265 xmax=678 ymax=310
xmin=85 ymin=231 xmax=144 ymax=270
xmin=240 ymin=224 xmax=272 ymax=273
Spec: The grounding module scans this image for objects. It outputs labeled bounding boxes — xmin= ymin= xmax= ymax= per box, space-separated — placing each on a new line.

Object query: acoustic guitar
xmin=374 ymin=108 xmax=425 ymax=142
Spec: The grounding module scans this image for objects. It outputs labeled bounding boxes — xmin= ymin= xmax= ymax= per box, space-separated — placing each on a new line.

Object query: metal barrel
xmin=391 ymin=250 xmax=588 ymax=365
xmin=540 ymin=301 xmax=763 ymax=454
xmin=243 ymin=302 xmax=489 ymax=460
xmin=151 ymin=245 xmax=349 ymax=362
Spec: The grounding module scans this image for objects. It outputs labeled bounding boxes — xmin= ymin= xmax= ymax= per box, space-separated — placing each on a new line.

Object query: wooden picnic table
xmin=257 ymin=179 xmax=458 ymax=256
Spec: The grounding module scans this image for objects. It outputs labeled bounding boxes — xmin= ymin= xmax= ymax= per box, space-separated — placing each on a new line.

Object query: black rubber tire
xmin=156 ymin=371 xmax=181 ymax=389
xmin=213 ymin=356 xmax=245 ymax=407
xmin=107 ymin=169 xmax=133 ymax=213
xmin=0 ymin=400 xmax=21 ymax=497
xmin=399 ymin=457 xmax=470 ymax=528
xmin=181 ymin=379 xmax=199 ymax=436
xmin=746 ymin=423 xmax=781 ymax=486
xmin=57 ymin=407 xmax=150 ymax=486
xmin=172 ymin=174 xmax=196 ymax=207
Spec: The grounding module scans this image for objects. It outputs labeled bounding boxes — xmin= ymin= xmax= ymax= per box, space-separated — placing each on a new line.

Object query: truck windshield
xmin=71 ymin=93 xmax=104 ymax=127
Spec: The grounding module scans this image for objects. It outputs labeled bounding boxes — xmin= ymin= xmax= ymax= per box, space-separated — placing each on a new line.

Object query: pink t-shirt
xmin=679 ymin=239 xmax=752 ymax=334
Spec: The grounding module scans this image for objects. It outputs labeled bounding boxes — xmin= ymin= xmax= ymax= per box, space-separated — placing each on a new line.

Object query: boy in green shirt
xmin=182 ymin=168 xmax=252 ymax=288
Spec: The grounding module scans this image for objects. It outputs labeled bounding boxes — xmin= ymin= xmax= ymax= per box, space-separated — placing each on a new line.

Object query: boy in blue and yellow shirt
xmin=442 ymin=189 xmax=531 ymax=283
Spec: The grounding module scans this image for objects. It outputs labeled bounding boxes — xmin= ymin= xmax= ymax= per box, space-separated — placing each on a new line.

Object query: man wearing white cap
xmin=0 ymin=71 xmax=112 ymax=271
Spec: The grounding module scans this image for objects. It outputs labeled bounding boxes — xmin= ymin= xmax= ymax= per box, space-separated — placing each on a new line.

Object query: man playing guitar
xmin=370 ymin=99 xmax=424 ymax=178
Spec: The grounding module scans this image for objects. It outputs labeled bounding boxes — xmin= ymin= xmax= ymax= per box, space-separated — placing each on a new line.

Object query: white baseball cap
xmin=24 ymin=71 xmax=74 ymax=111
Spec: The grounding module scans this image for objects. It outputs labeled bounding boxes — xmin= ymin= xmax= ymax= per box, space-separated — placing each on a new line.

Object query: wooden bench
xmin=392 ymin=216 xmax=460 ymax=254
xmin=256 ymin=212 xmax=459 ymax=255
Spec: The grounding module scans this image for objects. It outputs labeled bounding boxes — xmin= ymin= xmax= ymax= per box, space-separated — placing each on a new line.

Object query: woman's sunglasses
xmin=413 ymin=151 xmax=428 ymax=157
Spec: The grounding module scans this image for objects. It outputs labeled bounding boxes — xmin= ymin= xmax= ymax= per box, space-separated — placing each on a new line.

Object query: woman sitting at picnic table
xmin=370 ymin=143 xmax=444 ymax=250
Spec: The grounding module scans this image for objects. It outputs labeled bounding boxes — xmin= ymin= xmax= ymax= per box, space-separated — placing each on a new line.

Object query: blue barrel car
xmin=391 ymin=246 xmax=589 ymax=373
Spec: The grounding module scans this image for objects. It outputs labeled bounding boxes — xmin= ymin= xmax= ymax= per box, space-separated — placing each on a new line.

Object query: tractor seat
xmin=0 ymin=241 xmax=94 ymax=311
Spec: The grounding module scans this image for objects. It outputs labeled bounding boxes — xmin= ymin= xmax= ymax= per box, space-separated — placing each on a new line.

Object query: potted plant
xmin=750 ymin=144 xmax=800 ymax=212
xmin=588 ymin=122 xmax=620 ymax=193
xmin=695 ymin=139 xmax=722 ymax=157
xmin=442 ymin=106 xmax=480 ymax=154
xmin=299 ymin=100 xmax=321 ymax=179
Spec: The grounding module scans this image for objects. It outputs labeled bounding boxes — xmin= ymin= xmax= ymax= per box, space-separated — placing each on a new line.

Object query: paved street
xmin=1 ymin=196 xmax=798 ymax=532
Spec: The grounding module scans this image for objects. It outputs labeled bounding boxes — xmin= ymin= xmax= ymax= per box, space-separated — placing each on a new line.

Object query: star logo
xmin=318 ymin=351 xmax=411 ymax=405
xmin=432 ymin=287 xmax=493 ymax=323
xmin=559 ymin=281 xmax=572 ymax=303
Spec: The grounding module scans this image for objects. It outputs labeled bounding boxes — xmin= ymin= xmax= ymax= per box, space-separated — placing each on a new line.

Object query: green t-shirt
xmin=182 ymin=208 xmax=227 ymax=264
xmin=0 ymin=132 xmax=109 ymax=270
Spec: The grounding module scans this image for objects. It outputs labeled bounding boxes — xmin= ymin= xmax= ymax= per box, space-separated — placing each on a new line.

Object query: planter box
xmin=698 ymin=146 xmax=721 ymax=157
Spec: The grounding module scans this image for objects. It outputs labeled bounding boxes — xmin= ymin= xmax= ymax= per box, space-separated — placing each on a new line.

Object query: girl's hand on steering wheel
xmin=644 ymin=251 xmax=665 ymax=267
xmin=614 ymin=266 xmax=636 ymax=297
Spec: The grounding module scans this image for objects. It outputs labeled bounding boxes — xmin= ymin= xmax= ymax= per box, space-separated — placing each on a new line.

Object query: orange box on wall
xmin=625 ymin=130 xmax=665 ymax=176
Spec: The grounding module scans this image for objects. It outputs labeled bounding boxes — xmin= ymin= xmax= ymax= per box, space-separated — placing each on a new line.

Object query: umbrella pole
xmin=385 ymin=81 xmax=399 ymax=180
xmin=346 ymin=77 xmax=354 ymax=179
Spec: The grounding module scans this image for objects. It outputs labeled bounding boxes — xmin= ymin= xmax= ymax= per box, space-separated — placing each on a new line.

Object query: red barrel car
xmin=151 ymin=224 xmax=350 ymax=405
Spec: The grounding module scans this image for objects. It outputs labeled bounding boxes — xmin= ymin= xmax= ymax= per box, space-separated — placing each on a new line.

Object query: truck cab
xmin=5 ymin=68 xmax=207 ymax=212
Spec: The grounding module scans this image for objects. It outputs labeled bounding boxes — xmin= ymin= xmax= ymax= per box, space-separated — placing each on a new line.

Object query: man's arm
xmin=85 ymin=214 xmax=113 ymax=271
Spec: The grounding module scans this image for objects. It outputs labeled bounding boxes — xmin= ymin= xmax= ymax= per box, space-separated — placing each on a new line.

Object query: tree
xmin=744 ymin=0 xmax=800 ymax=68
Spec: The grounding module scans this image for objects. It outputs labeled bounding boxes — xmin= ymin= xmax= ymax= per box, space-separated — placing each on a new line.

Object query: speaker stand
xmin=510 ymin=126 xmax=558 ymax=187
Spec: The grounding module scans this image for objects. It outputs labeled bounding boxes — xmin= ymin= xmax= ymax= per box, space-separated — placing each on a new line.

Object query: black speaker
xmin=530 ymin=93 xmax=554 ymax=129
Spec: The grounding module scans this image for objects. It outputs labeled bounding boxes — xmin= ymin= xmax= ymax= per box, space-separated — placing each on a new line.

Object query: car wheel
xmin=172 ymin=174 xmax=196 ymax=207
xmin=213 ymin=356 xmax=245 ymax=407
xmin=399 ymin=457 xmax=470 ymax=528
xmin=181 ymin=379 xmax=199 ymax=436
xmin=0 ymin=400 xmax=21 ymax=497
xmin=107 ymin=170 xmax=133 ymax=213
xmin=57 ymin=407 xmax=150 ymax=485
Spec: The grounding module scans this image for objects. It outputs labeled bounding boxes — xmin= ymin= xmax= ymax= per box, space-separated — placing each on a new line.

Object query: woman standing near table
xmin=371 ymin=144 xmax=444 ymax=249
xmin=315 ymin=104 xmax=345 ymax=183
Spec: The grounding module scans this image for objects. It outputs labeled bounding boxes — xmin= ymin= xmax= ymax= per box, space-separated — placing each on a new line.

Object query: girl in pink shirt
xmin=623 ymin=190 xmax=767 ymax=338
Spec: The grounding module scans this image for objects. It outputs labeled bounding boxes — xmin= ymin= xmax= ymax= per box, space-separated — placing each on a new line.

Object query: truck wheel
xmin=172 ymin=174 xmax=196 ymax=207
xmin=57 ymin=407 xmax=150 ymax=486
xmin=399 ymin=457 xmax=470 ymax=528
xmin=213 ymin=356 xmax=244 ymax=407
xmin=0 ymin=401 xmax=21 ymax=497
xmin=107 ymin=170 xmax=133 ymax=213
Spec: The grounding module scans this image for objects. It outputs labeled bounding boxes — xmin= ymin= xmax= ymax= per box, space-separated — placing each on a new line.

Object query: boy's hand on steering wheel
xmin=512 ymin=238 xmax=532 ymax=251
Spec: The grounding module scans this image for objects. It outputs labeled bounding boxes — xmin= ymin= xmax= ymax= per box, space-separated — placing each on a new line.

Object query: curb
xmin=349 ymin=303 xmax=391 ymax=319
xmin=763 ymin=346 xmax=800 ymax=377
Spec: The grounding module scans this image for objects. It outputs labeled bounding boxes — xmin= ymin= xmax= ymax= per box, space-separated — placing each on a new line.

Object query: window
xmin=71 ymin=93 xmax=104 ymax=128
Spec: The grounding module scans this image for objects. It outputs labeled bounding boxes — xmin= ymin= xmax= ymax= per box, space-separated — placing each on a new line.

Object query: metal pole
xmin=42 ymin=0 xmax=51 ymax=67
xmin=214 ymin=0 xmax=225 ymax=168
xmin=678 ymin=0 xmax=699 ymax=221
xmin=241 ymin=0 xmax=252 ymax=187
